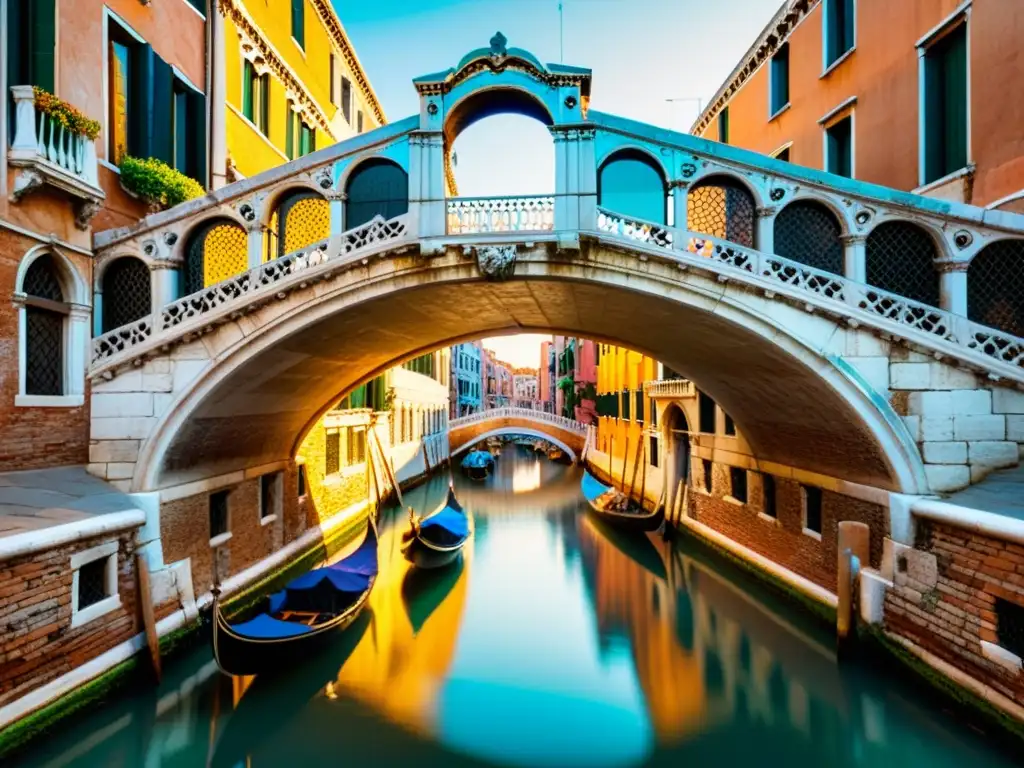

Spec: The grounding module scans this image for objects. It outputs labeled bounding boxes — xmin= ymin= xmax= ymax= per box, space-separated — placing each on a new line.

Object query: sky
xmin=335 ymin=0 xmax=783 ymax=367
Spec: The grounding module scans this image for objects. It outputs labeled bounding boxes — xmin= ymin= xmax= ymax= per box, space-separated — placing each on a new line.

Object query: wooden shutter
xmin=330 ymin=55 xmax=336 ymax=105
xmin=286 ymin=106 xmax=295 ymax=160
xmin=130 ymin=45 xmax=155 ymax=157
xmin=291 ymin=0 xmax=304 ymax=48
xmin=30 ymin=0 xmax=56 ymax=93
xmin=941 ymin=25 xmax=968 ymax=177
xmin=242 ymin=61 xmax=254 ymax=120
xmin=150 ymin=55 xmax=175 ymax=164
xmin=186 ymin=88 xmax=208 ymax=186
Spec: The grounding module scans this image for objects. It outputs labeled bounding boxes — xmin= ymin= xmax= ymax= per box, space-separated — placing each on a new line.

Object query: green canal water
xmin=14 ymin=448 xmax=1019 ymax=766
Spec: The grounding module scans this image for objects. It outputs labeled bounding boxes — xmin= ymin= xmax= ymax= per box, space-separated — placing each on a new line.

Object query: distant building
xmin=513 ymin=368 xmax=540 ymax=409
xmin=450 ymin=342 xmax=483 ymax=416
xmin=552 ymin=336 xmax=597 ymax=423
xmin=539 ymin=341 xmax=556 ymax=413
xmin=483 ymin=349 xmax=514 ymax=409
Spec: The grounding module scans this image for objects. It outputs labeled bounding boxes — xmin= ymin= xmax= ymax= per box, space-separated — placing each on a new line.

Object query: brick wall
xmin=689 ymin=461 xmax=887 ymax=593
xmin=0 ymin=530 xmax=141 ymax=708
xmin=0 ymin=229 xmax=91 ymax=471
xmin=884 ymin=521 xmax=1024 ymax=707
xmin=160 ymin=466 xmax=300 ymax=595
xmin=296 ymin=420 xmax=371 ymax=530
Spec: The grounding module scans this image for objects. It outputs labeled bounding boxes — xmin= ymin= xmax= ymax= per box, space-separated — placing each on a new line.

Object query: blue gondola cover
xmin=581 ymin=470 xmax=612 ymax=503
xmin=230 ymin=613 xmax=314 ymax=638
xmin=461 ymin=450 xmax=494 ymax=469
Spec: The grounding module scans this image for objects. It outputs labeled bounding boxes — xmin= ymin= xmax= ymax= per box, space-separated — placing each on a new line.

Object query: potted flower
xmin=119 ymin=156 xmax=205 ymax=212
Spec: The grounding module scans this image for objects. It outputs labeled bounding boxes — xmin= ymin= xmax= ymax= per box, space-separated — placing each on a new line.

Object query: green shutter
xmin=130 ymin=45 xmax=155 ymax=157
xmin=259 ymin=75 xmax=270 ymax=135
xmin=942 ymin=25 xmax=968 ymax=177
xmin=186 ymin=89 xmax=208 ymax=186
xmin=242 ymin=61 xmax=254 ymax=121
xmin=291 ymin=0 xmax=304 ymax=48
xmin=150 ymin=55 xmax=174 ymax=164
xmin=7 ymin=0 xmax=26 ymax=86
xmin=29 ymin=0 xmax=56 ymax=93
xmin=286 ymin=109 xmax=295 ymax=160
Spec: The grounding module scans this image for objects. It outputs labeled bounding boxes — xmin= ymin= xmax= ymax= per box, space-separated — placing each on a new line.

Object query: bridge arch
xmin=452 ymin=427 xmax=580 ymax=463
xmin=123 ymin=245 xmax=926 ymax=496
xmin=598 ymin=148 xmax=669 ymax=224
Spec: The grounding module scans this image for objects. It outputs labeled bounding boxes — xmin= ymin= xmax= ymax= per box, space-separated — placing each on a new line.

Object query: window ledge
xmin=99 ymin=158 xmax=120 ymax=174
xmin=913 ymin=165 xmax=976 ymax=196
xmin=260 ymin=514 xmax=278 ymax=527
xmin=758 ymin=512 xmax=780 ymax=524
xmin=15 ymin=394 xmax=85 ymax=408
xmin=980 ymin=640 xmax=1023 ymax=673
xmin=71 ymin=594 xmax=121 ymax=629
xmin=820 ymin=47 xmax=856 ymax=78
xmin=291 ymin=38 xmax=307 ymax=58
xmin=802 ymin=527 xmax=823 ymax=541
xmin=180 ymin=0 xmax=207 ymax=20
xmin=209 ymin=532 xmax=233 ymax=548
xmin=724 ymin=495 xmax=745 ymax=507
xmin=768 ymin=102 xmax=791 ymax=122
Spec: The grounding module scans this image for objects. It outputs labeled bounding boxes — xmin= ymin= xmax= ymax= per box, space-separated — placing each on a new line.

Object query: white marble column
xmin=938 ymin=261 xmax=969 ymax=316
xmin=841 ymin=233 xmax=867 ymax=283
xmin=756 ymin=206 xmax=776 ymax=254
xmin=671 ymin=182 xmax=689 ymax=249
xmin=210 ymin=3 xmax=228 ymax=190
xmin=151 ymin=262 xmax=181 ymax=307
xmin=577 ymin=128 xmax=597 ymax=232
xmin=329 ymin=193 xmax=346 ymax=236
xmin=67 ymin=305 xmax=91 ymax=398
xmin=552 ymin=128 xmax=569 ymax=231
xmin=247 ymin=225 xmax=263 ymax=269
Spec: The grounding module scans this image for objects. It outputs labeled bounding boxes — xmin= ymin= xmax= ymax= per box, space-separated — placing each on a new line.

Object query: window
xmin=348 ymin=427 xmax=366 ymax=466
xmin=242 ymin=60 xmax=269 ymax=135
xmin=209 ymin=490 xmax=229 ymax=538
xmin=344 ymin=158 xmax=409 ymax=229
xmin=260 ymin=472 xmax=280 ymax=520
xmin=330 ymin=54 xmax=337 ymax=105
xmin=101 ymin=257 xmax=151 ymax=333
xmin=297 ymin=464 xmax=307 ymax=498
xmin=173 ymin=86 xmax=188 ymax=172
xmin=70 ymin=541 xmax=119 ymax=629
xmin=803 ymin=485 xmax=823 ymax=535
xmin=825 ymin=115 xmax=853 ymax=177
xmin=824 ymin=0 xmax=855 ymax=69
xmin=291 ymin=0 xmax=305 ymax=48
xmin=922 ymin=21 xmax=968 ymax=184
xmin=171 ymin=78 xmax=206 ymax=183
xmin=718 ymin=106 xmax=729 ymax=144
xmin=995 ymin=598 xmax=1024 ymax=659
xmin=357 ymin=111 xmax=364 ymax=133
xmin=724 ymin=414 xmax=736 ymax=436
xmin=107 ymin=26 xmax=133 ymax=164
xmin=23 ymin=255 xmax=67 ymax=396
xmin=341 ymin=77 xmax=353 ymax=123
xmin=325 ymin=431 xmax=340 ymax=475
xmin=300 ymin=123 xmax=315 ymax=156
xmin=762 ymin=474 xmax=777 ymax=518
xmin=285 ymin=108 xmax=314 ymax=160
xmin=702 ymin=459 xmax=713 ymax=493
xmin=634 ymin=390 xmax=644 ymax=424
xmin=770 ymin=43 xmax=789 ymax=116
xmin=622 ymin=389 xmax=632 ymax=421
xmin=8 ymin=0 xmax=56 ymax=93
xmin=286 ymin=103 xmax=297 ymax=160
xmin=650 ymin=435 xmax=659 ymax=469
xmin=698 ymin=392 xmax=716 ymax=434
xmin=730 ymin=467 xmax=748 ymax=503
xmin=774 ymin=146 xmax=791 ymax=162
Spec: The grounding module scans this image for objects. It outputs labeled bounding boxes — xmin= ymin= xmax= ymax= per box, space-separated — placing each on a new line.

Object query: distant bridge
xmin=448 ymin=407 xmax=588 ymax=463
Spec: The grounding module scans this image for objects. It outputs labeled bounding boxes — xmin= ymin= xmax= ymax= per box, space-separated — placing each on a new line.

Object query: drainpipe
xmin=209 ymin=0 xmax=227 ymax=190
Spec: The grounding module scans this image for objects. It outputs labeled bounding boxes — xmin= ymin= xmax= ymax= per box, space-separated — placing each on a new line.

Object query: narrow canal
xmin=15 ymin=447 xmax=1017 ymax=767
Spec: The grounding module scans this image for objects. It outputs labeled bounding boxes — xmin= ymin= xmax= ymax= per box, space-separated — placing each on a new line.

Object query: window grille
xmin=968 ymin=240 xmax=1024 ymax=337
xmin=23 ymin=255 xmax=66 ymax=396
xmin=77 ymin=558 xmax=108 ymax=610
xmin=278 ymin=192 xmax=329 ymax=257
xmin=688 ymin=177 xmax=756 ymax=248
xmin=102 ymin=258 xmax=151 ymax=332
xmin=184 ymin=220 xmax=247 ymax=294
xmin=774 ymin=201 xmax=843 ymax=275
xmin=866 ymin=222 xmax=940 ymax=307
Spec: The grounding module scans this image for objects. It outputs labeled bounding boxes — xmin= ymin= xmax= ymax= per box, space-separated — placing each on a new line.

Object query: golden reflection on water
xmin=511 ymin=456 xmax=542 ymax=493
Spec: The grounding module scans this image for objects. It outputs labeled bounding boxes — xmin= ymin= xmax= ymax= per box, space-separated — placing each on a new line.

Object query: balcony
xmin=644 ymin=379 xmax=696 ymax=398
xmin=447 ymin=195 xmax=554 ymax=235
xmin=8 ymin=86 xmax=104 ymax=229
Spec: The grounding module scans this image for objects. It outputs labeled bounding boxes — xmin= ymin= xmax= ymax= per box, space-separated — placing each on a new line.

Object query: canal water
xmin=14 ymin=447 xmax=1017 ymax=767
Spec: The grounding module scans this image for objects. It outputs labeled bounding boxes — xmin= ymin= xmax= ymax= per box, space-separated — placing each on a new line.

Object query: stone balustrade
xmin=449 ymin=407 xmax=587 ymax=435
xmin=446 ymin=196 xmax=555 ymax=234
xmin=644 ymin=379 xmax=697 ymax=398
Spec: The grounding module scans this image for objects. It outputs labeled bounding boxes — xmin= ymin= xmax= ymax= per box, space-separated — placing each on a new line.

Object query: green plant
xmin=119 ymin=156 xmax=204 ymax=209
xmin=32 ymin=87 xmax=101 ymax=140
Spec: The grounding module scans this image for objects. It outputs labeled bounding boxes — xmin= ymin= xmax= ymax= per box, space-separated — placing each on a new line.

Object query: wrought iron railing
xmin=91 ymin=214 xmax=411 ymax=364
xmin=446 ymin=196 xmax=555 ymax=234
xmin=448 ymin=407 xmax=587 ymax=434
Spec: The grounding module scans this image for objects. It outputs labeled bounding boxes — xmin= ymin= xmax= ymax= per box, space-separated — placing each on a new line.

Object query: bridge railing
xmin=645 ymin=379 xmax=697 ymax=398
xmin=594 ymin=207 xmax=1024 ymax=373
xmin=446 ymin=196 xmax=555 ymax=234
xmin=91 ymin=214 xmax=412 ymax=365
xmin=448 ymin=407 xmax=588 ymax=435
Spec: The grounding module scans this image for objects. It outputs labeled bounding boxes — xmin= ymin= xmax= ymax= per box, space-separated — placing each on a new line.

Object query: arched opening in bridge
xmin=663 ymin=404 xmax=690 ymax=521
xmin=445 ymin=88 xmax=555 ymax=231
xmin=264 ymin=189 xmax=330 ymax=261
xmin=100 ymin=257 xmax=151 ymax=333
xmin=345 ymin=158 xmax=409 ymax=229
xmin=182 ymin=218 xmax=247 ymax=295
xmin=774 ymin=200 xmax=843 ymax=275
xmin=866 ymin=222 xmax=940 ymax=307
xmin=687 ymin=175 xmax=756 ymax=248
xmin=967 ymin=238 xmax=1024 ymax=336
xmin=598 ymin=149 xmax=667 ymax=225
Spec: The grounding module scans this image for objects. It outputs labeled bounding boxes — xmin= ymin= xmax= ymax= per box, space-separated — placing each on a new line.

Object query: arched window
xmin=865 ymin=222 xmax=940 ymax=307
xmin=265 ymin=190 xmax=330 ymax=260
xmin=101 ymin=258 xmax=151 ymax=332
xmin=687 ymin=176 xmax=756 ymax=248
xmin=598 ymin=150 xmax=667 ymax=224
xmin=773 ymin=200 xmax=844 ymax=275
xmin=22 ymin=255 xmax=68 ymax=396
xmin=345 ymin=159 xmax=409 ymax=230
xmin=968 ymin=240 xmax=1024 ymax=336
xmin=183 ymin=219 xmax=247 ymax=296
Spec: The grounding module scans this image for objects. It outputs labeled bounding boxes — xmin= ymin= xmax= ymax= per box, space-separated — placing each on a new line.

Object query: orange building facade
xmin=694 ymin=0 xmax=1024 ymax=211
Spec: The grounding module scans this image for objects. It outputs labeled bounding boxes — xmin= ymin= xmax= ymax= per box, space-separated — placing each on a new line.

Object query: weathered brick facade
xmin=689 ymin=461 xmax=887 ymax=593
xmin=0 ymin=531 xmax=140 ymax=708
xmin=0 ymin=229 xmax=91 ymax=472
xmin=885 ymin=521 xmax=1024 ymax=707
xmin=296 ymin=419 xmax=371 ymax=531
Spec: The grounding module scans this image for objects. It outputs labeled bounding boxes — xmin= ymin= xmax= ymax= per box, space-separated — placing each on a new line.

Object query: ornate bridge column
xmin=756 ymin=206 xmax=775 ymax=255
xmin=842 ymin=233 xmax=867 ymax=283
xmin=578 ymin=127 xmax=597 ymax=232
xmin=150 ymin=261 xmax=180 ymax=311
xmin=553 ymin=127 xmax=596 ymax=233
xmin=937 ymin=260 xmax=969 ymax=316
xmin=670 ymin=181 xmax=689 ymax=249
xmin=329 ymin=192 xmax=347 ymax=236
xmin=409 ymin=131 xmax=445 ymax=238
xmin=246 ymin=221 xmax=263 ymax=270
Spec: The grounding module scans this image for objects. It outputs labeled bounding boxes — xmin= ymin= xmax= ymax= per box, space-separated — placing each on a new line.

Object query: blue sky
xmin=335 ymin=0 xmax=782 ymax=366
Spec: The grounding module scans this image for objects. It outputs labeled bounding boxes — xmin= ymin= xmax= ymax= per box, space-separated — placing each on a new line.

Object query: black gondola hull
xmin=462 ymin=465 xmax=490 ymax=481
xmin=402 ymin=533 xmax=466 ymax=569
xmin=581 ymin=470 xmax=665 ymax=533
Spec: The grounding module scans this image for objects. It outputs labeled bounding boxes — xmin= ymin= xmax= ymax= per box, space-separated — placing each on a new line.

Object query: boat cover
xmin=581 ymin=470 xmax=612 ymax=503
xmin=230 ymin=612 xmax=314 ymax=638
xmin=332 ymin=527 xmax=379 ymax=576
xmin=420 ymin=487 xmax=470 ymax=540
xmin=461 ymin=450 xmax=494 ymax=469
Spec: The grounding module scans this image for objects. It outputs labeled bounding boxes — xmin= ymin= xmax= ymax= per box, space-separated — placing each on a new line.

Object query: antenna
xmin=559 ymin=2 xmax=564 ymax=62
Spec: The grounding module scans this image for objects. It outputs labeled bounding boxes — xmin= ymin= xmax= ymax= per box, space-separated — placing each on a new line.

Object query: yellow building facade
xmin=594 ymin=344 xmax=660 ymax=484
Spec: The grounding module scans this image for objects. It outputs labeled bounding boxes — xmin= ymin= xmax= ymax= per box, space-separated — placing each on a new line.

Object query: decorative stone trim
xmin=69 ymin=540 xmax=121 ymax=629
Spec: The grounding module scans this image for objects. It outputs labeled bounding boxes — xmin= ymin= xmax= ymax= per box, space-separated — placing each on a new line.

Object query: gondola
xmin=401 ymin=556 xmax=465 ymax=634
xmin=460 ymin=450 xmax=494 ymax=481
xmin=401 ymin=485 xmax=471 ymax=569
xmin=581 ymin=469 xmax=665 ymax=533
xmin=211 ymin=520 xmax=378 ymax=677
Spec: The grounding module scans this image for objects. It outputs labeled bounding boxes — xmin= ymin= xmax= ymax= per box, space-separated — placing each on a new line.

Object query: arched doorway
xmin=663 ymin=404 xmax=691 ymax=527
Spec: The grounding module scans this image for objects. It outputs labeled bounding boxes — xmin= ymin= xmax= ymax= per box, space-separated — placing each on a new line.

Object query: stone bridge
xmin=448 ymin=407 xmax=588 ymax=462
xmin=85 ymin=34 xmax=1024 ymax=501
